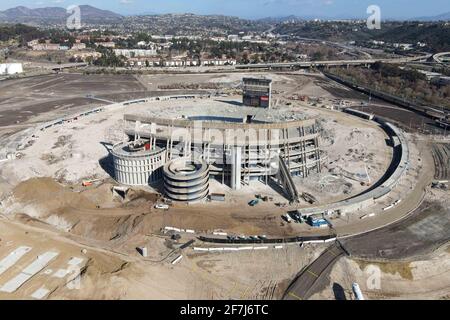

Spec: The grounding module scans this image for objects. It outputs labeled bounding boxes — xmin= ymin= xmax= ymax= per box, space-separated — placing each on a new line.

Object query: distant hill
xmin=257 ymin=15 xmax=352 ymax=23
xmin=0 ymin=5 xmax=122 ymax=25
xmin=122 ymin=13 xmax=270 ymax=35
xmin=1 ymin=6 xmax=67 ymax=19
xmin=257 ymin=15 xmax=303 ymax=23
xmin=273 ymin=21 xmax=450 ymax=52
xmin=415 ymin=12 xmax=450 ymax=21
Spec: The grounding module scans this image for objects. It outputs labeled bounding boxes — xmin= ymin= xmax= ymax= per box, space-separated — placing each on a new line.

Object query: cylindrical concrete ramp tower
xmin=112 ymin=141 xmax=166 ymax=186
xmin=163 ymin=157 xmax=210 ymax=202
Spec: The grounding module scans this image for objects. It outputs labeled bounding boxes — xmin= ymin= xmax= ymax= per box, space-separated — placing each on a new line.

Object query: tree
xmin=311 ymin=51 xmax=324 ymax=61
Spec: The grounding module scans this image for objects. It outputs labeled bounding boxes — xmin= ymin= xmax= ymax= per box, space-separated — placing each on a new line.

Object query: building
xmin=201 ymin=58 xmax=236 ymax=66
xmin=95 ymin=42 xmax=115 ymax=48
xmin=127 ymin=58 xmax=160 ymax=67
xmin=0 ymin=63 xmax=23 ymax=75
xmin=29 ymin=43 xmax=61 ymax=51
xmin=371 ymin=40 xmax=385 ymax=45
xmin=307 ymin=215 xmax=329 ymax=227
xmin=123 ymin=113 xmax=322 ymax=192
xmin=71 ymin=43 xmax=87 ymax=50
xmin=111 ymin=140 xmax=166 ymax=186
xmin=71 ymin=51 xmax=102 ymax=62
xmin=163 ymin=59 xmax=185 ymax=67
xmin=114 ymin=49 xmax=157 ymax=58
xmin=242 ymin=77 xmax=272 ymax=108
xmin=393 ymin=43 xmax=413 ymax=51
xmin=160 ymin=59 xmax=201 ymax=68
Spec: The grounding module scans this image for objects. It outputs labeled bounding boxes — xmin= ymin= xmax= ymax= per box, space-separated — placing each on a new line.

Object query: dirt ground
xmin=0 ymin=73 xmax=149 ymax=140
xmin=0 ymin=71 xmax=448 ymax=300
xmin=311 ymin=246 xmax=450 ymax=300
xmin=0 ymin=216 xmax=319 ymax=300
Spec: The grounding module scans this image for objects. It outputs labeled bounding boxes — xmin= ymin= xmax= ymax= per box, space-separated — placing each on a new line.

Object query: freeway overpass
xmin=282 ymin=35 xmax=373 ymax=59
xmin=433 ymin=52 xmax=450 ymax=64
xmin=235 ymin=53 xmax=432 ymax=70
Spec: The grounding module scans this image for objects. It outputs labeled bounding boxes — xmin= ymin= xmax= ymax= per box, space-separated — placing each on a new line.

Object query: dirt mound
xmin=123 ymin=189 xmax=160 ymax=207
xmin=81 ymin=184 xmax=160 ymax=209
xmin=13 ymin=177 xmax=93 ymax=206
xmin=9 ymin=178 xmax=97 ymax=217
xmin=6 ymin=178 xmax=151 ymax=240
xmin=80 ymin=183 xmax=121 ymax=209
xmin=71 ymin=213 xmax=146 ymax=241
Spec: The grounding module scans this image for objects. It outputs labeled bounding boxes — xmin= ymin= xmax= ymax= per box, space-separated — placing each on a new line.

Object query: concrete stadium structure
xmin=123 ymin=114 xmax=322 ymax=193
xmin=1 ymin=90 xmax=413 ymax=212
xmin=163 ymin=157 xmax=210 ymax=201
xmin=111 ymin=140 xmax=166 ymax=186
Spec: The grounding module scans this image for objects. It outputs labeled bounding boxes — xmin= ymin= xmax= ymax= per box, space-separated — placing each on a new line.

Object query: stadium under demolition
xmin=103 ymin=79 xmax=414 ymax=222
xmin=110 ymin=94 xmax=411 ymax=217
xmin=0 ymin=75 xmax=427 ymax=229
xmin=110 ymin=77 xmax=321 ymax=202
xmin=116 ymin=110 xmax=321 ymax=202
xmin=2 ymin=71 xmax=447 ymax=300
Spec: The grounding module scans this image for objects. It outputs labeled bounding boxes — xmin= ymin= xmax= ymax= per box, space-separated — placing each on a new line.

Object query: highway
xmin=433 ymin=52 xmax=450 ymax=64
xmin=284 ymin=36 xmax=374 ymax=59
xmin=283 ymin=242 xmax=347 ymax=300
xmin=235 ymin=53 xmax=432 ymax=70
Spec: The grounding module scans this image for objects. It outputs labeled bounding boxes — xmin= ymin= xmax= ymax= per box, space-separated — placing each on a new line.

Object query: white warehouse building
xmin=0 ymin=63 xmax=23 ymax=75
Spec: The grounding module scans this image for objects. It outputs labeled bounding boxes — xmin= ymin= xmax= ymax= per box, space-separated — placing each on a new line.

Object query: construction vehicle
xmin=307 ymin=215 xmax=329 ymax=228
xmin=288 ymin=211 xmax=303 ymax=223
xmin=81 ymin=179 xmax=102 ymax=187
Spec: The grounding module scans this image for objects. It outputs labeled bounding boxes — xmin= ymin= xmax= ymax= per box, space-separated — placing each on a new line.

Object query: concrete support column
xmin=231 ymin=146 xmax=242 ymax=190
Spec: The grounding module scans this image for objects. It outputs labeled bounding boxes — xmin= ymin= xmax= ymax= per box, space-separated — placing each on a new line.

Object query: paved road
xmin=283 ymin=242 xmax=346 ymax=300
xmin=283 ymin=197 xmax=449 ymax=300
xmin=433 ymin=52 xmax=450 ymax=64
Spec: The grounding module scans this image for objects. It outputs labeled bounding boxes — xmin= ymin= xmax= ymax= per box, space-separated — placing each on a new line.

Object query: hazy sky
xmin=1 ymin=0 xmax=449 ymax=19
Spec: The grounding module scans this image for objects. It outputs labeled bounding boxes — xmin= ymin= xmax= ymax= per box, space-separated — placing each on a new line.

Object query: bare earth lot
xmin=0 ymin=71 xmax=448 ymax=299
